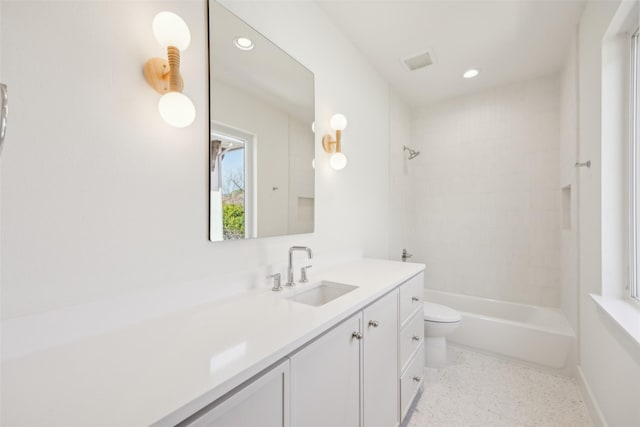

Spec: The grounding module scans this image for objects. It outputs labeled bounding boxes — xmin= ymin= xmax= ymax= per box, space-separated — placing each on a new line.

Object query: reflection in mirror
xmin=209 ymin=1 xmax=315 ymax=242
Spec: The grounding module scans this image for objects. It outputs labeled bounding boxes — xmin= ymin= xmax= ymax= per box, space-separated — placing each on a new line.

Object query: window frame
xmin=630 ymin=27 xmax=640 ymax=302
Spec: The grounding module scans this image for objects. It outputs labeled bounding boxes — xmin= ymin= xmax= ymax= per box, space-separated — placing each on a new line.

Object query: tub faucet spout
xmin=287 ymin=246 xmax=313 ymax=287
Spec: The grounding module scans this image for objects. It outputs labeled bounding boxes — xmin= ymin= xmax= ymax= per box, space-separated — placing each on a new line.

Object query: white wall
xmin=0 ymin=0 xmax=392 ymax=335
xmin=574 ymin=1 xmax=640 ymax=425
xmin=559 ymin=32 xmax=579 ymax=332
xmin=411 ymin=76 xmax=562 ymax=307
xmin=388 ymin=90 xmax=414 ymax=261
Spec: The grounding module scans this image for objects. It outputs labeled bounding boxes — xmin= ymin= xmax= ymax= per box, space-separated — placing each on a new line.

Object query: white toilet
xmin=423 ymin=302 xmax=462 ymax=368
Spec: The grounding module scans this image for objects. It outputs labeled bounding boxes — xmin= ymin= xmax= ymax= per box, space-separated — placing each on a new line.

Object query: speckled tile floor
xmin=406 ymin=345 xmax=593 ymax=427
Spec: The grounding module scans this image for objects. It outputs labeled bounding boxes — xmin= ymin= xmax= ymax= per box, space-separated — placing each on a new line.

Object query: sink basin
xmin=287 ymin=281 xmax=358 ymax=307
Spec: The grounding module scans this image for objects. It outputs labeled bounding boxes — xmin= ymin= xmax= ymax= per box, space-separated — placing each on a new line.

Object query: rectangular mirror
xmin=209 ymin=1 xmax=315 ymax=242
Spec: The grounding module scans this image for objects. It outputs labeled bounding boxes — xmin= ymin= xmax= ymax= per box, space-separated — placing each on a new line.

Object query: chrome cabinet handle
xmin=411 ymin=296 xmax=420 ymax=302
xmin=352 ymin=332 xmax=363 ymax=340
xmin=412 ymin=335 xmax=420 ymax=341
xmin=368 ymin=320 xmax=379 ymax=328
xmin=413 ymin=376 xmax=421 ymax=382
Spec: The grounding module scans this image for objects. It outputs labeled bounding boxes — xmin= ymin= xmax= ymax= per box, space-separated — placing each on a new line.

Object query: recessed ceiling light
xmin=234 ymin=37 xmax=254 ymax=51
xmin=463 ymin=68 xmax=479 ymax=79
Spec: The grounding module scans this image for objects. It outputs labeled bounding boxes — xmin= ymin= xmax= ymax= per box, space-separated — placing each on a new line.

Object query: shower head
xmin=403 ymin=145 xmax=420 ymax=160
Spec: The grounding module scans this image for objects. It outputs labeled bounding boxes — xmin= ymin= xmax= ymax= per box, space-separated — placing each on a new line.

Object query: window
xmin=631 ymin=28 xmax=639 ymax=301
xmin=209 ymin=126 xmax=255 ymax=242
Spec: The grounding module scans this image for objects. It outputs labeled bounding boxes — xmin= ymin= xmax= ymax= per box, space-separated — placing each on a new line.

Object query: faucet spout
xmin=287 ymin=246 xmax=313 ymax=287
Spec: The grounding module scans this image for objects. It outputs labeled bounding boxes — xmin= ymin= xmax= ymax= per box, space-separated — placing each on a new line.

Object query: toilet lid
xmin=423 ymin=302 xmax=461 ymax=323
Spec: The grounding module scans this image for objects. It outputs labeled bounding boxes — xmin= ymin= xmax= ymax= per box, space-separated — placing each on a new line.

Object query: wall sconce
xmin=322 ymin=114 xmax=348 ymax=170
xmin=143 ymin=12 xmax=196 ymax=128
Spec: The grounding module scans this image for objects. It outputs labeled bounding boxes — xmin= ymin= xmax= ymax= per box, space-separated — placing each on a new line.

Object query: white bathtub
xmin=424 ymin=289 xmax=575 ymax=369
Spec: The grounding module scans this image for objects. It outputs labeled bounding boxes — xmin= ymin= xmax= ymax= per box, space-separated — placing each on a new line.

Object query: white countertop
xmin=1 ymin=259 xmax=424 ymax=427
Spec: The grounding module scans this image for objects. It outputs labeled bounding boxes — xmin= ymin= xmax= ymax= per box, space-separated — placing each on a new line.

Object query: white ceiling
xmin=317 ymin=0 xmax=586 ymax=107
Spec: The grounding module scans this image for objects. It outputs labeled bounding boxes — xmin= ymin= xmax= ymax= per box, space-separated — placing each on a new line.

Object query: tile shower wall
xmin=412 ymin=75 xmax=561 ymax=307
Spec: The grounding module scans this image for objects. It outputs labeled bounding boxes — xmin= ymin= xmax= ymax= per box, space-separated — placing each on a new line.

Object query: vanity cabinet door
xmin=181 ymin=359 xmax=289 ymax=427
xmin=363 ymin=289 xmax=399 ymax=427
xmin=290 ymin=313 xmax=362 ymax=427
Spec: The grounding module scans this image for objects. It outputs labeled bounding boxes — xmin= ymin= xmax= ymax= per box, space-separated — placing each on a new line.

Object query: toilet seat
xmin=423 ymin=302 xmax=461 ymax=323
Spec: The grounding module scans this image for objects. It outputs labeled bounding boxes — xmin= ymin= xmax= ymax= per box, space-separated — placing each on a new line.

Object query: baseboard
xmin=576 ymin=366 xmax=609 ymax=427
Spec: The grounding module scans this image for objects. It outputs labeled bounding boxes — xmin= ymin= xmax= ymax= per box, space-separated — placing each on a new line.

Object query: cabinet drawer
xmin=399 ymin=273 xmax=423 ymax=326
xmin=400 ymin=309 xmax=424 ymax=371
xmin=400 ymin=342 xmax=425 ymax=422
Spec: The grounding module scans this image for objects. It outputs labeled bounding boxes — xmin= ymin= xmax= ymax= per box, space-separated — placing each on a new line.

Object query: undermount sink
xmin=287 ymin=281 xmax=358 ymax=307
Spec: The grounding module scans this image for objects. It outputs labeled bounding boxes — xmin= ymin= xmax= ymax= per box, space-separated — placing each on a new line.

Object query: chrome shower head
xmin=403 ymin=145 xmax=420 ymax=160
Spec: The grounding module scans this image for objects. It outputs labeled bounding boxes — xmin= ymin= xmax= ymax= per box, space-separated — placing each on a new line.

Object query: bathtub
xmin=423 ymin=289 xmax=575 ymax=369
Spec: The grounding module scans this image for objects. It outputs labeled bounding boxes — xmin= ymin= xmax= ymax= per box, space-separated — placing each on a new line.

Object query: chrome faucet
xmin=287 ymin=246 xmax=313 ymax=287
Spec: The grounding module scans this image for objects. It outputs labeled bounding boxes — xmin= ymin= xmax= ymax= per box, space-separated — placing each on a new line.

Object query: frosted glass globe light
xmin=330 ymin=114 xmax=347 ymax=131
xmin=153 ymin=12 xmax=191 ymax=50
xmin=158 ymin=92 xmax=196 ymax=128
xmin=329 ymin=152 xmax=347 ymax=170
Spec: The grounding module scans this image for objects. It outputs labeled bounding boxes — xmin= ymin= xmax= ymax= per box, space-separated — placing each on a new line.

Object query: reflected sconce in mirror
xmin=322 ymin=113 xmax=348 ymax=170
xmin=143 ymin=12 xmax=196 ymax=128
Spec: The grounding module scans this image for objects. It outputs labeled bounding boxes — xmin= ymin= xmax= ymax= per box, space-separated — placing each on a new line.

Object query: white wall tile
xmin=412 ymin=75 xmax=561 ymax=307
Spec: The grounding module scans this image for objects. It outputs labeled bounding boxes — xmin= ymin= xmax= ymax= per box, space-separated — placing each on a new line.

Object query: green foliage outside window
xmin=223 ymin=203 xmax=245 ymax=240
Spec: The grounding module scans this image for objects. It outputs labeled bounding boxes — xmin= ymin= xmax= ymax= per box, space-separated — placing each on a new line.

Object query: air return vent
xmin=401 ymin=49 xmax=436 ymax=72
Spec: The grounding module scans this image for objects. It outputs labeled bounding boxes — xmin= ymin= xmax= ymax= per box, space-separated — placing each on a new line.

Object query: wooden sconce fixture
xmin=143 ymin=11 xmax=195 ymax=128
xmin=322 ymin=114 xmax=348 ymax=170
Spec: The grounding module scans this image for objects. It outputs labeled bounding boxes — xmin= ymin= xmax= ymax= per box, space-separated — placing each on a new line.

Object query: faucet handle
xmin=267 ymin=273 xmax=282 ymax=292
xmin=300 ymin=265 xmax=312 ymax=283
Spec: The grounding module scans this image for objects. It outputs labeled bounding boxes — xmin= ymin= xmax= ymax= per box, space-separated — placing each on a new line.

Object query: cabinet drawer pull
xmin=352 ymin=332 xmax=363 ymax=340
xmin=412 ymin=376 xmax=421 ymax=382
xmin=411 ymin=296 xmax=420 ymax=302
xmin=368 ymin=320 xmax=379 ymax=328
xmin=412 ymin=335 xmax=420 ymax=341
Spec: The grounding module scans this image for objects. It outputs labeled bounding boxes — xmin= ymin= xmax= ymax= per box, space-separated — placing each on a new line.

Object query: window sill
xmin=590 ymin=294 xmax=640 ymax=349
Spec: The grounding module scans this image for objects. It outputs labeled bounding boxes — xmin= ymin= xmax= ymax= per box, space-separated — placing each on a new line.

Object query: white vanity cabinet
xmin=180 ymin=359 xmax=289 ymax=427
xmin=290 ymin=313 xmax=361 ymax=427
xmin=363 ymin=289 xmax=399 ymax=427
xmin=3 ymin=260 xmax=426 ymax=427
xmin=290 ymin=289 xmax=400 ymax=427
xmin=164 ymin=268 xmax=424 ymax=427
xmin=398 ymin=273 xmax=425 ymax=422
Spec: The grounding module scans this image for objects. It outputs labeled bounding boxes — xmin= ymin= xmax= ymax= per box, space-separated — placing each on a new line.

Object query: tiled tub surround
xmin=424 ymin=289 xmax=574 ymax=369
xmin=0 ymin=259 xmax=424 ymax=426
xmin=412 ymin=75 xmax=562 ymax=307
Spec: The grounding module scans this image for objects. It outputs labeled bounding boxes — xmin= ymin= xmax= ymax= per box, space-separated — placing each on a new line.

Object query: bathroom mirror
xmin=208 ymin=1 xmax=315 ymax=241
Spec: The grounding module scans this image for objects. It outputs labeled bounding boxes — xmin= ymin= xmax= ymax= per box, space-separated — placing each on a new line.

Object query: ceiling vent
xmin=401 ymin=49 xmax=436 ymax=72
